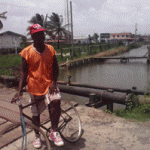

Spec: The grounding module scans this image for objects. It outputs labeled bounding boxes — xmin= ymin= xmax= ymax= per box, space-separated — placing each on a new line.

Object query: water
xmin=58 ymin=45 xmax=150 ymax=108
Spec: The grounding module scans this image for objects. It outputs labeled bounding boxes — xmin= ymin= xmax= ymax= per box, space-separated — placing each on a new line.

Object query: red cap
xmin=30 ymin=24 xmax=46 ymax=35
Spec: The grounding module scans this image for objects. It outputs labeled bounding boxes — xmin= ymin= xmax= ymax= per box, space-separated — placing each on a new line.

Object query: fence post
xmin=70 ymin=48 xmax=73 ymax=59
xmin=147 ymin=46 xmax=150 ymax=63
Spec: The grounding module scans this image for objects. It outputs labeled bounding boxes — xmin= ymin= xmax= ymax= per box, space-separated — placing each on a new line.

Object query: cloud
xmin=1 ymin=0 xmax=150 ymax=37
xmin=73 ymin=0 xmax=106 ymax=12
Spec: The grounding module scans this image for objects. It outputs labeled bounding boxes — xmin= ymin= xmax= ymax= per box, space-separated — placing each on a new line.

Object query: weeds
xmin=114 ymin=97 xmax=150 ymax=122
xmin=104 ymin=94 xmax=150 ymax=122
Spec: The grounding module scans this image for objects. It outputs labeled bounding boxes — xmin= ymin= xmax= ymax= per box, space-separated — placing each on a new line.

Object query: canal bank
xmin=59 ymin=46 xmax=129 ymax=69
xmin=59 ymin=43 xmax=143 ymax=69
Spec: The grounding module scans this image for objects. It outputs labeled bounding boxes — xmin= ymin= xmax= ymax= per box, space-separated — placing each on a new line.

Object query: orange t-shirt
xmin=20 ymin=44 xmax=56 ymax=96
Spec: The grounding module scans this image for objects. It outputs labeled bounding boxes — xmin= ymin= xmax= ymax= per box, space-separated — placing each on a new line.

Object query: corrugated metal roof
xmin=0 ymin=31 xmax=26 ymax=38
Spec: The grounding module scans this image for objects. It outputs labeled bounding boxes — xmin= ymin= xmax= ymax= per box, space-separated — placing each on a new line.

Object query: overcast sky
xmin=1 ymin=0 xmax=150 ymax=38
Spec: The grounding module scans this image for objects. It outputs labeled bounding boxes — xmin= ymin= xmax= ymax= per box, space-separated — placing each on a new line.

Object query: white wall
xmin=0 ymin=34 xmax=21 ymax=49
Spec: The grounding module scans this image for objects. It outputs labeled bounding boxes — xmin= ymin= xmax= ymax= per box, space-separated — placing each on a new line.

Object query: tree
xmin=27 ymin=13 xmax=50 ymax=36
xmin=88 ymin=35 xmax=92 ymax=44
xmin=0 ymin=11 xmax=7 ymax=29
xmin=47 ymin=12 xmax=70 ymax=49
xmin=93 ymin=33 xmax=99 ymax=43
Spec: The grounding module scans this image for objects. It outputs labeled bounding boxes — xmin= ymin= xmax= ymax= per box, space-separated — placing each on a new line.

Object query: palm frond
xmin=0 ymin=11 xmax=7 ymax=20
xmin=28 ymin=13 xmax=44 ymax=26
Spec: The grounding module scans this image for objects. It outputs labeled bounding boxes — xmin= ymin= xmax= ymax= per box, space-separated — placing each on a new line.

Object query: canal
xmin=58 ymin=45 xmax=150 ymax=109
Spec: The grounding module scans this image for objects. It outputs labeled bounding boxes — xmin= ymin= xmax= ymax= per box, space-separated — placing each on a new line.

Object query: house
xmin=139 ymin=35 xmax=149 ymax=42
xmin=100 ymin=32 xmax=135 ymax=44
xmin=109 ymin=33 xmax=135 ymax=43
xmin=0 ymin=31 xmax=26 ymax=49
xmin=100 ymin=33 xmax=110 ymax=43
xmin=73 ymin=38 xmax=89 ymax=44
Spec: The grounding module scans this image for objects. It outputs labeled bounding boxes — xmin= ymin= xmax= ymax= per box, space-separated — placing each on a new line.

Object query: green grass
xmin=104 ymin=94 xmax=150 ymax=122
xmin=0 ymin=54 xmax=21 ymax=68
xmin=0 ymin=54 xmax=22 ymax=76
xmin=114 ymin=102 xmax=150 ymax=122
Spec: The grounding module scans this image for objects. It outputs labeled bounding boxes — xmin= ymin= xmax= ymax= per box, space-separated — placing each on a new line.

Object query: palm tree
xmin=88 ymin=35 xmax=92 ymax=44
xmin=27 ymin=13 xmax=47 ymax=35
xmin=28 ymin=13 xmax=48 ymax=28
xmin=0 ymin=11 xmax=7 ymax=29
xmin=47 ymin=12 xmax=70 ymax=49
xmin=27 ymin=13 xmax=55 ymax=39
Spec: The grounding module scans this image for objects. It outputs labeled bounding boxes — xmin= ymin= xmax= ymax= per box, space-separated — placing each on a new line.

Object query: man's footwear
xmin=33 ymin=135 xmax=42 ymax=149
xmin=49 ymin=130 xmax=64 ymax=146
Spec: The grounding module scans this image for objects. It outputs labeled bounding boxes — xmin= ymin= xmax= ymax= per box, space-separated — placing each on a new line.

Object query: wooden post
xmin=147 ymin=46 xmax=150 ymax=63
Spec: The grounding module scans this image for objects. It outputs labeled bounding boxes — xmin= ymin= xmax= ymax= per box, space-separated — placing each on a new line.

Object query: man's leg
xmin=32 ymin=115 xmax=40 ymax=135
xmin=48 ymin=99 xmax=64 ymax=146
xmin=31 ymin=98 xmax=43 ymax=149
xmin=48 ymin=100 xmax=61 ymax=131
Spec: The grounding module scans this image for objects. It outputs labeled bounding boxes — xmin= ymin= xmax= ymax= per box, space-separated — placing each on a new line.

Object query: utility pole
xmin=70 ymin=1 xmax=74 ymax=58
xmin=67 ymin=0 xmax=69 ymax=31
xmin=135 ymin=23 xmax=137 ymax=42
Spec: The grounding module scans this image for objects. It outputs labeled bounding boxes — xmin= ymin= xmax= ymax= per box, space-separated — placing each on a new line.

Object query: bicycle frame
xmin=18 ymin=97 xmax=73 ymax=133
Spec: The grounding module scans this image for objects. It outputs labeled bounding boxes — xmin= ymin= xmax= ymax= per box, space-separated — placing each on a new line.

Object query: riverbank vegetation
xmin=0 ymin=42 xmax=146 ymax=77
xmin=107 ymin=95 xmax=150 ymax=122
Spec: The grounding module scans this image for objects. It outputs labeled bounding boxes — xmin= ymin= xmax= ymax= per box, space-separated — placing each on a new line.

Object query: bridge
xmin=94 ymin=56 xmax=147 ymax=63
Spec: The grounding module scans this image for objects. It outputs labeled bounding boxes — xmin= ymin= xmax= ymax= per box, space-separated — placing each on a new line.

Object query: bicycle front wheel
xmin=0 ymin=122 xmax=51 ymax=150
xmin=59 ymin=99 xmax=82 ymax=143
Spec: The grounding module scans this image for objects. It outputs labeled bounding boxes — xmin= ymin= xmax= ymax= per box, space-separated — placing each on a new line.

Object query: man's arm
xmin=18 ymin=57 xmax=28 ymax=93
xmin=49 ymin=55 xmax=59 ymax=94
xmin=52 ymin=55 xmax=59 ymax=84
xmin=11 ymin=57 xmax=28 ymax=103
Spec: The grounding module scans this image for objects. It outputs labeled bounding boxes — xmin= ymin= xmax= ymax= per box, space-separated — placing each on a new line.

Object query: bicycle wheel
xmin=58 ymin=99 xmax=82 ymax=143
xmin=0 ymin=122 xmax=51 ymax=150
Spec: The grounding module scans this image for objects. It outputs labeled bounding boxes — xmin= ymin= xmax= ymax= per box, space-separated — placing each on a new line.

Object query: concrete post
xmin=147 ymin=46 xmax=150 ymax=63
xmin=89 ymin=93 xmax=96 ymax=106
xmin=107 ymin=101 xmax=113 ymax=112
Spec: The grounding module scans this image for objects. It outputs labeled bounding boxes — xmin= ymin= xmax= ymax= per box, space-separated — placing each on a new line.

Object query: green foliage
xmin=0 ymin=54 xmax=22 ymax=76
xmin=115 ymin=99 xmax=150 ymax=122
xmin=104 ymin=109 xmax=113 ymax=114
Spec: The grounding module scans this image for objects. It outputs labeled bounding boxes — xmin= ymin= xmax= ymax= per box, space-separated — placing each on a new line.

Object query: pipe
xmin=57 ymin=81 xmax=148 ymax=95
xmin=58 ymin=84 xmax=128 ymax=105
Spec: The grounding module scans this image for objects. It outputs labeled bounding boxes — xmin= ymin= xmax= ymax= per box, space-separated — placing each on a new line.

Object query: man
xmin=11 ymin=24 xmax=64 ymax=148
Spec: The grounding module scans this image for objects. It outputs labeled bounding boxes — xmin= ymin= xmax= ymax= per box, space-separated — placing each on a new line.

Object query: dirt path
xmin=0 ymin=86 xmax=150 ymax=150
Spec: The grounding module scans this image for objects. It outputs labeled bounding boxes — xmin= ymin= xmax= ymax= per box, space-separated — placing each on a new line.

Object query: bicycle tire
xmin=58 ymin=99 xmax=82 ymax=143
xmin=0 ymin=122 xmax=51 ymax=150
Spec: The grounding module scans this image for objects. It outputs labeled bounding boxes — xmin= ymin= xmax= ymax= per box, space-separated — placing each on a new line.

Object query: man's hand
xmin=11 ymin=92 xmax=23 ymax=103
xmin=49 ymin=82 xmax=59 ymax=95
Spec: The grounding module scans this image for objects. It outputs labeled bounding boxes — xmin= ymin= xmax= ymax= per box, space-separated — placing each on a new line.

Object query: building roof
xmin=109 ymin=37 xmax=135 ymax=40
xmin=0 ymin=31 xmax=26 ymax=38
xmin=110 ymin=33 xmax=132 ymax=36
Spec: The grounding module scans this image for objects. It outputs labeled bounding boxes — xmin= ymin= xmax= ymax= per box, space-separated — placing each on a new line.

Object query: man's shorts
xmin=29 ymin=91 xmax=61 ymax=116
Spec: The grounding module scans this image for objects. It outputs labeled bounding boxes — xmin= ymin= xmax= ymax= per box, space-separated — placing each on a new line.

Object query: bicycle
xmin=0 ymin=89 xmax=82 ymax=150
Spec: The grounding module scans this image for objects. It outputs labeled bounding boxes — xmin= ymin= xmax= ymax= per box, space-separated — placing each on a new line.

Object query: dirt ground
xmin=73 ymin=106 xmax=150 ymax=150
xmin=0 ymin=85 xmax=150 ymax=150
